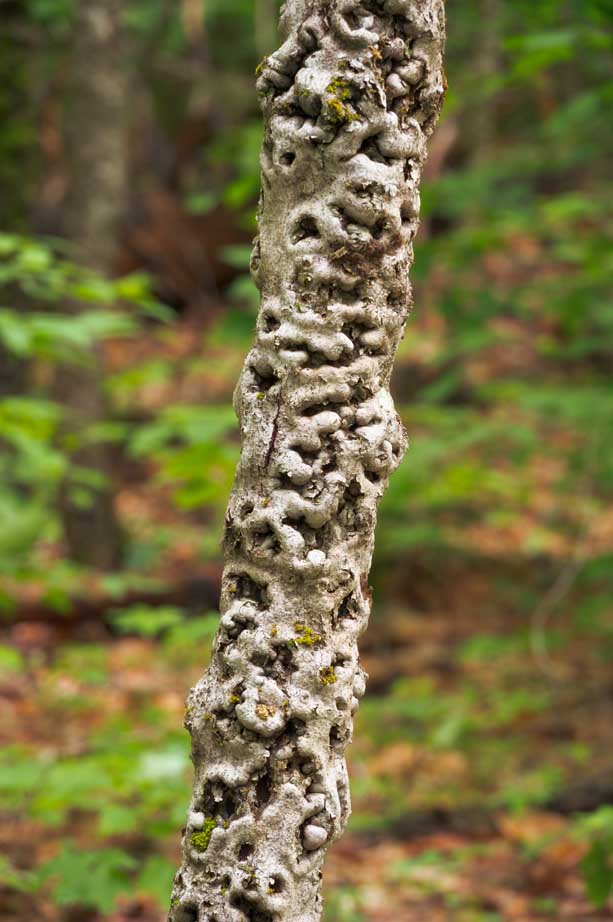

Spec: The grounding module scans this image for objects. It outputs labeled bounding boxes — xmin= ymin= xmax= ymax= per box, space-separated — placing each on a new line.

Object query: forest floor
xmin=2 ymin=553 xmax=612 ymax=922
xmin=2 ymin=315 xmax=613 ymax=921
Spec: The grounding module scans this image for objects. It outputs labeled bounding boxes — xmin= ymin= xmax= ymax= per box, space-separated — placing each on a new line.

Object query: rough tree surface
xmin=169 ymin=2 xmax=445 ymax=920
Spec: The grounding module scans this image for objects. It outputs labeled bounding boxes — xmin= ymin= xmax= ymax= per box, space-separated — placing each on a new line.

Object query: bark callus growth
xmin=169 ymin=2 xmax=445 ymax=920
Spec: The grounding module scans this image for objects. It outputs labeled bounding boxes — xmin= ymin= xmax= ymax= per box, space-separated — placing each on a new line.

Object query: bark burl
xmin=169 ymin=3 xmax=445 ymax=920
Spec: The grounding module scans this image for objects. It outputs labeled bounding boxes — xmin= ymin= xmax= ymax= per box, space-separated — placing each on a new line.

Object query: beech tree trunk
xmin=169 ymin=3 xmax=445 ymax=921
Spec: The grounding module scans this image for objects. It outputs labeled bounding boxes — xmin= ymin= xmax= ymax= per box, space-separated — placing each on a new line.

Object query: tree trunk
xmin=57 ymin=0 xmax=130 ymax=570
xmin=169 ymin=3 xmax=445 ymax=920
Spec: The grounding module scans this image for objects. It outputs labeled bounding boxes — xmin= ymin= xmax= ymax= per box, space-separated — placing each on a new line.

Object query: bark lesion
xmin=169 ymin=2 xmax=444 ymax=921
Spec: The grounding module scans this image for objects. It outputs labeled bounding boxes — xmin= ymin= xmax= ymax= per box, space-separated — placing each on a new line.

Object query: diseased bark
xmin=169 ymin=3 xmax=445 ymax=920
xmin=57 ymin=0 xmax=130 ymax=570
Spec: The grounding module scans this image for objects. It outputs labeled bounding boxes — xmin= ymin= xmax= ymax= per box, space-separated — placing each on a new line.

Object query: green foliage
xmin=1 ymin=0 xmax=612 ymax=917
xmin=0 ymin=644 xmax=24 ymax=675
xmin=0 ymin=855 xmax=36 ymax=893
xmin=581 ymin=841 xmax=613 ymax=908
xmin=213 ymin=121 xmax=263 ymax=213
xmin=128 ymin=403 xmax=238 ymax=509
xmin=0 ymin=735 xmax=191 ymax=832
xmin=0 ymin=308 xmax=134 ymax=360
xmin=0 ymin=236 xmax=164 ymax=314
xmin=323 ymin=887 xmax=366 ymax=922
xmin=576 ymin=808 xmax=613 ymax=908
xmin=37 ymin=843 xmax=137 ymax=912
xmin=111 ymin=604 xmax=185 ymax=638
xmin=135 ymin=854 xmax=177 ymax=907
xmin=0 ymin=236 xmax=168 ymax=583
xmin=26 ymin=0 xmax=76 ymax=34
xmin=163 ymin=613 xmax=220 ymax=662
xmin=110 ymin=605 xmax=220 ymax=654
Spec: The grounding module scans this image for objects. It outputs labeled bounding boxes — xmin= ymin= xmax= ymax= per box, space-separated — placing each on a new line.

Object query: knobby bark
xmin=169 ymin=3 xmax=445 ymax=920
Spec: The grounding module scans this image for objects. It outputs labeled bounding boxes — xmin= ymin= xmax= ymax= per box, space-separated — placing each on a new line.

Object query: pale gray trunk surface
xmin=169 ymin=3 xmax=445 ymax=920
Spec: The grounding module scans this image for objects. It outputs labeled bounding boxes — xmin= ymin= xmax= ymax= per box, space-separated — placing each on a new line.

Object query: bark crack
xmin=265 ymin=401 xmax=282 ymax=468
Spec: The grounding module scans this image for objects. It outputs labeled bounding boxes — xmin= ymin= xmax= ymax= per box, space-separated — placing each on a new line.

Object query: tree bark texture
xmin=169 ymin=3 xmax=445 ymax=920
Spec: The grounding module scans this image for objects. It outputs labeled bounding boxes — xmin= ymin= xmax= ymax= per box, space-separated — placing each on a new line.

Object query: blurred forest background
xmin=1 ymin=1 xmax=612 ymax=920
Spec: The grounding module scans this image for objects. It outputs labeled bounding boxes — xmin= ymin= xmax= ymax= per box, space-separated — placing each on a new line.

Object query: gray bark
xmin=169 ymin=3 xmax=445 ymax=920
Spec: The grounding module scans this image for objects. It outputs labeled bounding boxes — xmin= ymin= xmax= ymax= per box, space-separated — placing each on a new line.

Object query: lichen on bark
xmin=168 ymin=3 xmax=445 ymax=920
